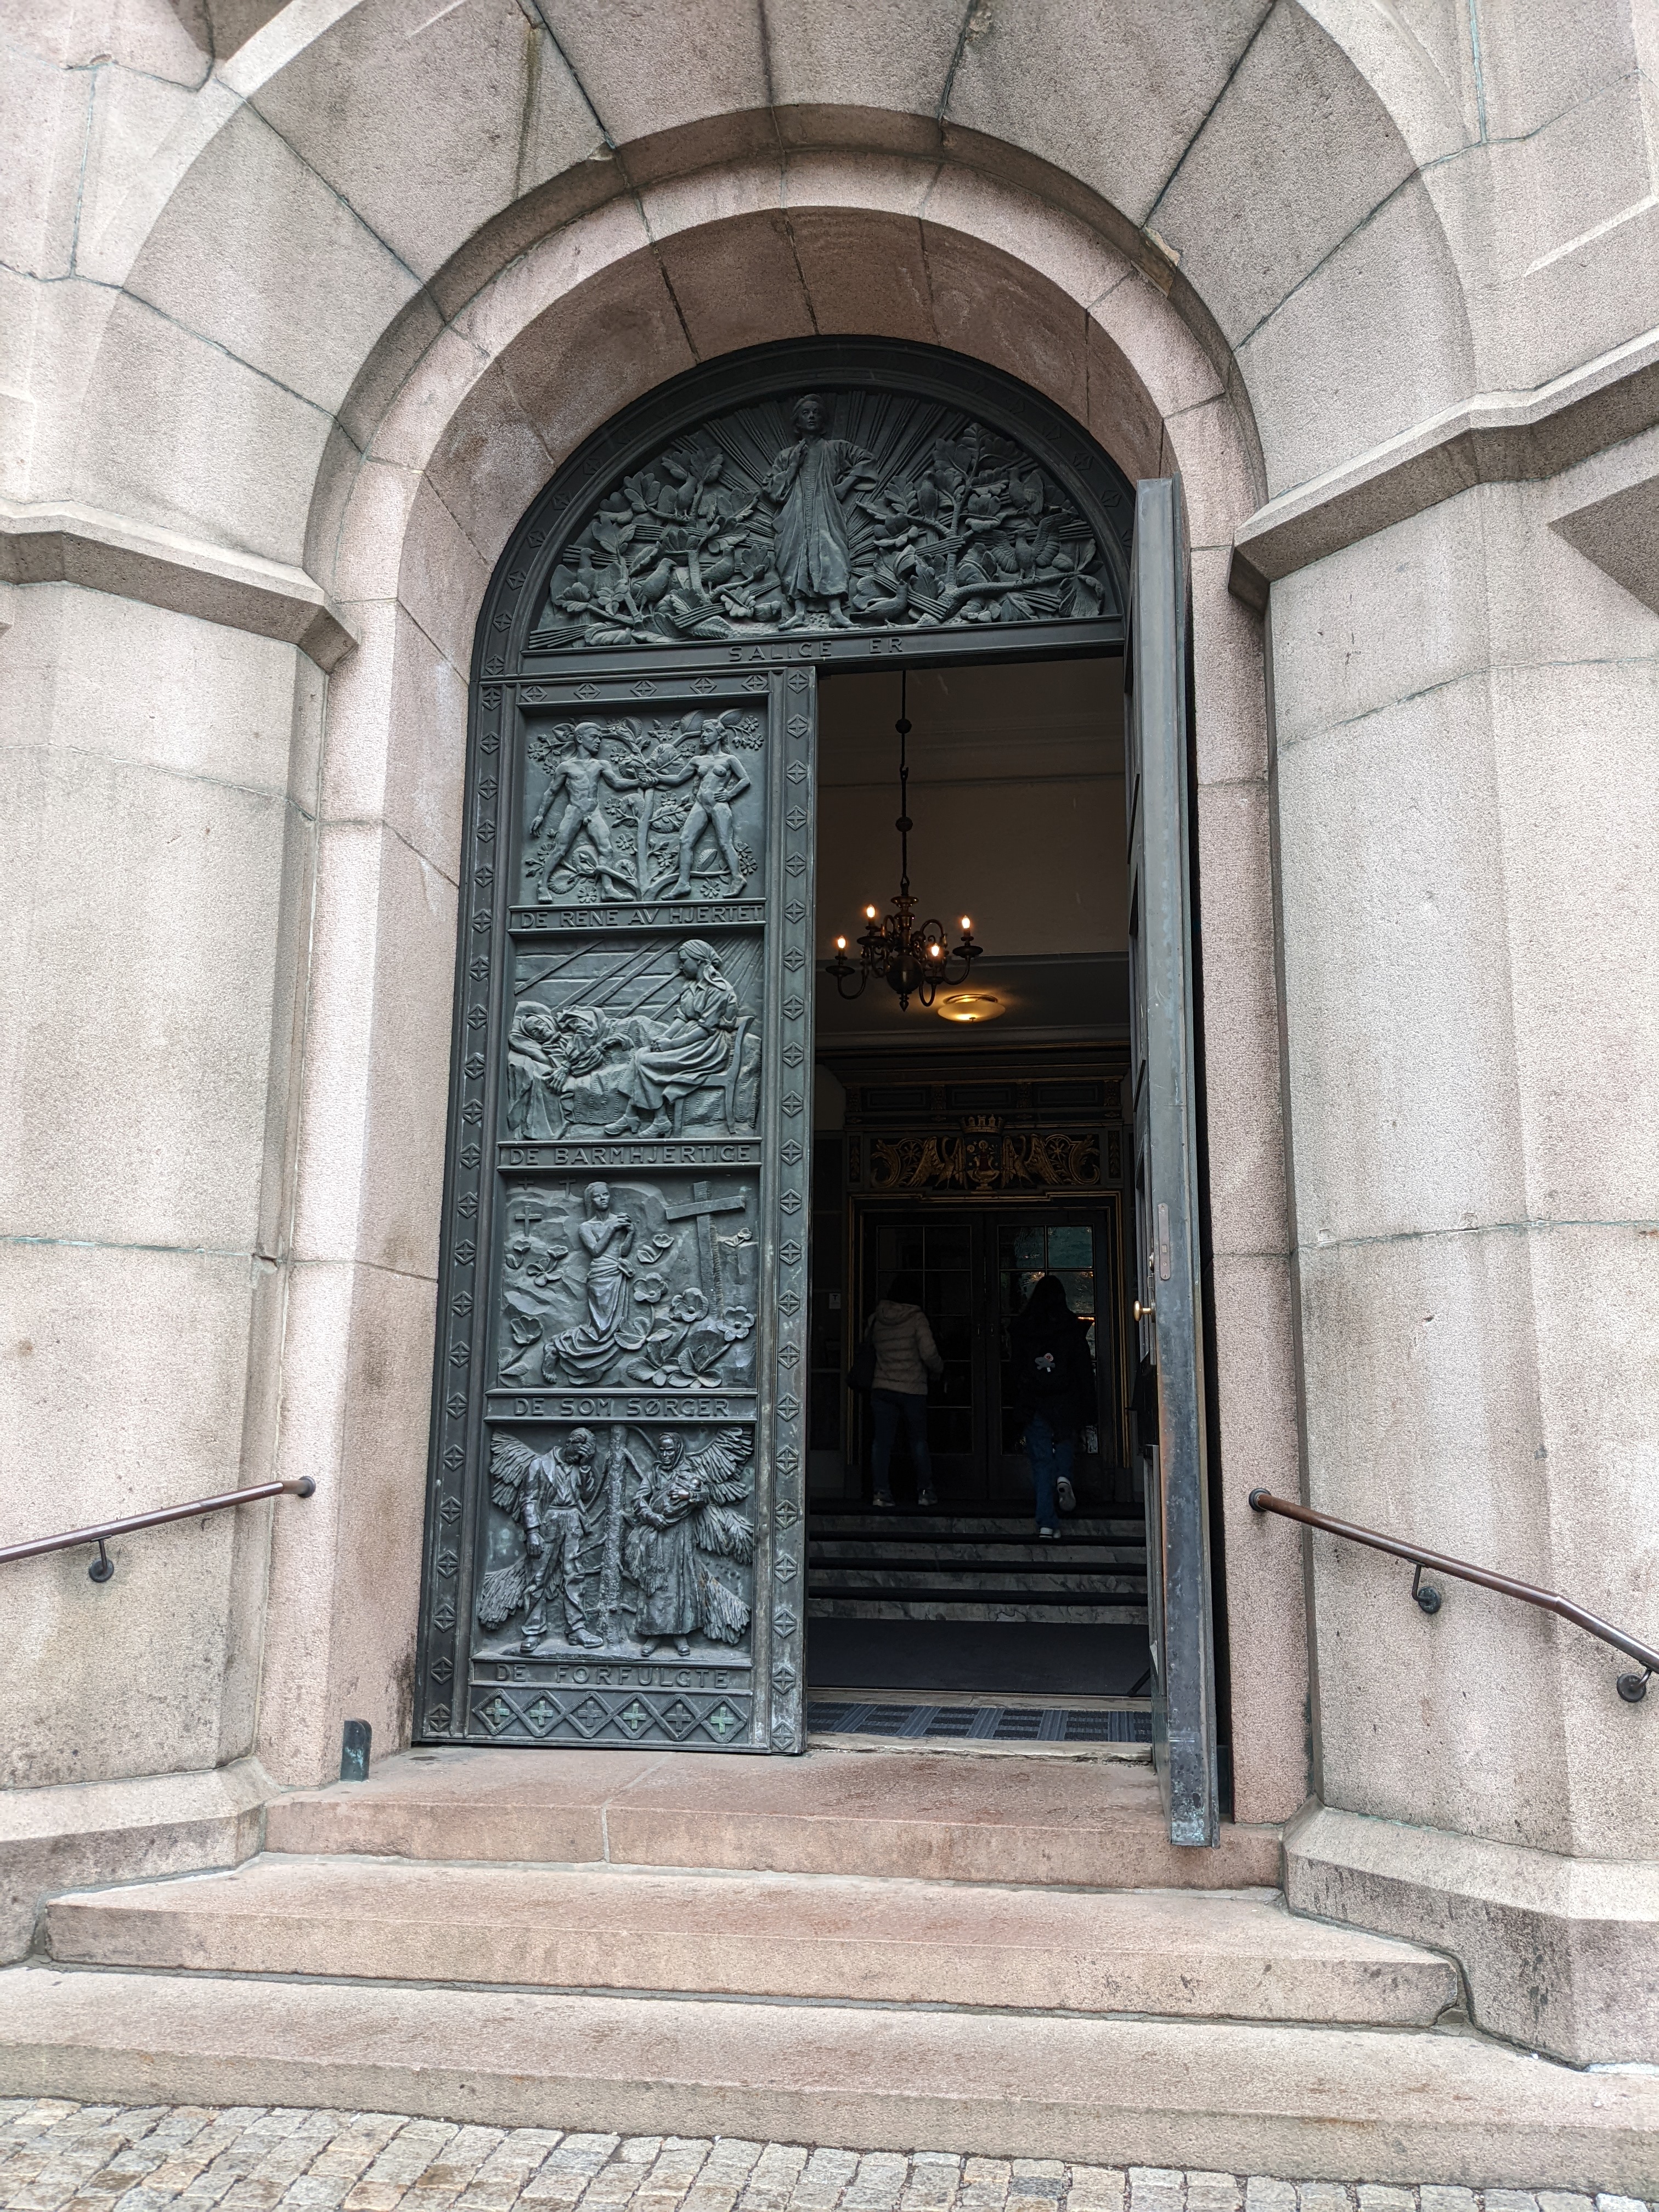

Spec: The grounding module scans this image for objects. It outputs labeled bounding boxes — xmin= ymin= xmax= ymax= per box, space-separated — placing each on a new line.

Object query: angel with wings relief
xmin=477 ymin=1428 xmax=606 ymax=1653
xmin=477 ymin=1424 xmax=753 ymax=1658
xmin=622 ymin=1427 xmax=754 ymax=1656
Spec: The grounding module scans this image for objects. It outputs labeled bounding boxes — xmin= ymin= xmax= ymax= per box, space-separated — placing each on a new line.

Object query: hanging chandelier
xmin=825 ymin=670 xmax=984 ymax=1012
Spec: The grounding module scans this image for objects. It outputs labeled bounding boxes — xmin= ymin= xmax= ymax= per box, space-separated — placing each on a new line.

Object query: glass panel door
xmin=994 ymin=1215 xmax=1104 ymax=1502
xmin=859 ymin=1215 xmax=981 ymax=1499
xmin=853 ymin=1205 xmax=1122 ymax=1509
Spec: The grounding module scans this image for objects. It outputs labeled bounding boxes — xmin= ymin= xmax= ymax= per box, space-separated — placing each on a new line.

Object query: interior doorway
xmin=804 ymin=653 xmax=1152 ymax=1711
xmin=851 ymin=1204 xmax=1123 ymax=1508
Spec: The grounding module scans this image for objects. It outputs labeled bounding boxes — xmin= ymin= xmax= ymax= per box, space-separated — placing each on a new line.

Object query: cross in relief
xmin=662 ymin=1181 xmax=747 ymax=1315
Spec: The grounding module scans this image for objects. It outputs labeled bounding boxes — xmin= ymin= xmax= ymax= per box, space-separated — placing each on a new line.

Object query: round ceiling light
xmin=935 ymin=991 xmax=1005 ymax=1024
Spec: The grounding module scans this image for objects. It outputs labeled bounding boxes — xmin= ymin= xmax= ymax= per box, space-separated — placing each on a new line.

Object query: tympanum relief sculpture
xmin=505 ymin=935 xmax=760 ymax=1141
xmin=499 ymin=1175 xmax=758 ymax=1393
xmin=522 ymin=710 xmax=764 ymax=907
xmin=479 ymin=1423 xmax=754 ymax=1661
xmin=527 ymin=391 xmax=1111 ymax=652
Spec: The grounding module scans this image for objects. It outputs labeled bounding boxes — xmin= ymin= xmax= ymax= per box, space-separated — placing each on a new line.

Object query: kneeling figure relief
xmin=499 ymin=1172 xmax=757 ymax=1392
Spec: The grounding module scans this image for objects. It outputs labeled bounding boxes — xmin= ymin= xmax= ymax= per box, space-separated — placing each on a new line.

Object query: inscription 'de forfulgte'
xmin=528 ymin=389 xmax=1113 ymax=651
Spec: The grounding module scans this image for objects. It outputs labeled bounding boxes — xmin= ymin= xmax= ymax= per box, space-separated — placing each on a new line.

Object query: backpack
xmin=1019 ymin=1323 xmax=1080 ymax=1401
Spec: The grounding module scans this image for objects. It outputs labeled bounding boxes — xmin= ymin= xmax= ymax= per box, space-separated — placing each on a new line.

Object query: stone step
xmin=42 ymin=1857 xmax=1458 ymax=2027
xmin=806 ymin=1568 xmax=1148 ymax=1595
xmin=2 ymin=1965 xmax=1656 ymax=2187
xmin=808 ymin=1598 xmax=1150 ymax=1624
xmin=261 ymin=1747 xmax=1280 ymax=1891
xmin=811 ymin=1514 xmax=1144 ymax=1540
xmin=808 ymin=1542 xmax=1148 ymax=1568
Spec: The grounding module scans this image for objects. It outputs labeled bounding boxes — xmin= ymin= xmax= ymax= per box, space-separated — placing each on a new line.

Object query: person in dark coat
xmin=1009 ymin=1272 xmax=1097 ymax=1538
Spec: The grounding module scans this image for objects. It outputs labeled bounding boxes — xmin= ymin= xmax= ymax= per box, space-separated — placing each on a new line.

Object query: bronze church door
xmin=416 ymin=660 xmax=819 ymax=1755
xmin=412 ymin=341 xmax=1142 ymax=1761
xmin=1125 ymin=478 xmax=1219 ymax=1842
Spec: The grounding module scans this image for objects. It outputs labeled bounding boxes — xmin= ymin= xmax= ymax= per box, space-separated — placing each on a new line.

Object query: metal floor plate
xmin=806 ymin=1699 xmax=1154 ymax=1743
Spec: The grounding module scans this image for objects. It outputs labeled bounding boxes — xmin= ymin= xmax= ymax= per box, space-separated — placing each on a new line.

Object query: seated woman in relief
xmin=606 ymin=940 xmax=740 ymax=1138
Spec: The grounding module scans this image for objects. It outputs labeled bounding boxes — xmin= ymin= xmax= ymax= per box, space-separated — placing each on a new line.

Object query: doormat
xmin=807 ymin=1699 xmax=1154 ymax=1744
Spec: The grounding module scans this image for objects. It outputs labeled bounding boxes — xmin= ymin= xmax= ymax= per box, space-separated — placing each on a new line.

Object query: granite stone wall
xmin=2 ymin=0 xmax=1656 ymax=2057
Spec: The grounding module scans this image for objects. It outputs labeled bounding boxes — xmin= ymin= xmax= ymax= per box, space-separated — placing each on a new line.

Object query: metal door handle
xmin=1133 ymin=1298 xmax=1155 ymax=1322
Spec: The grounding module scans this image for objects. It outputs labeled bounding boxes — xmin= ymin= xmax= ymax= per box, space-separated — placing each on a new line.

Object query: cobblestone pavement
xmin=0 ymin=2103 xmax=1650 ymax=2212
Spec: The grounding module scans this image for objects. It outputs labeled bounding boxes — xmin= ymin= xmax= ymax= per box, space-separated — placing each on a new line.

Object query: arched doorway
xmin=414 ymin=338 xmax=1214 ymax=1835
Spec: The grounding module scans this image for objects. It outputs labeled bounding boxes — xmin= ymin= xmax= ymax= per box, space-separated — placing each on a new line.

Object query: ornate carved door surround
xmin=414 ymin=340 xmax=1146 ymax=1757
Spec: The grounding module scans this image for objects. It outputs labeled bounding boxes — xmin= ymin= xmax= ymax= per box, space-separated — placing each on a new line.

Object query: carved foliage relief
xmin=528 ymin=391 xmax=1118 ymax=652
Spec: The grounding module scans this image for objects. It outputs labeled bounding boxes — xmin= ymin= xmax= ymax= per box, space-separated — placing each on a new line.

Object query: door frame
xmin=413 ymin=340 xmax=1228 ymax=1769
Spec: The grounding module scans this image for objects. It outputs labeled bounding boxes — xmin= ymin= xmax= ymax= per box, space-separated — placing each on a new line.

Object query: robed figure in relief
xmin=607 ymin=940 xmax=741 ymax=1138
xmin=763 ymin=393 xmax=876 ymax=617
xmin=623 ymin=1427 xmax=755 ymax=1655
xmin=545 ymin=1181 xmax=648 ymax=1381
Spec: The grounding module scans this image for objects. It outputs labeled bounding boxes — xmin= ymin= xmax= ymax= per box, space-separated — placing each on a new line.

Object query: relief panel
xmin=478 ymin=1418 xmax=755 ymax=1662
xmin=519 ymin=705 xmax=768 ymax=909
xmin=526 ymin=389 xmax=1122 ymax=652
xmin=504 ymin=934 xmax=762 ymax=1143
xmin=496 ymin=1172 xmax=759 ymax=1397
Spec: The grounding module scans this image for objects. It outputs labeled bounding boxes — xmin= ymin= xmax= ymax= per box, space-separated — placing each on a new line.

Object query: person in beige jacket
xmin=864 ymin=1271 xmax=944 ymax=1508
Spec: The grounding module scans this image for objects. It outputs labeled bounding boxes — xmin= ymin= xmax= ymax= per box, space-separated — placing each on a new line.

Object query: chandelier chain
xmin=824 ymin=668 xmax=984 ymax=1011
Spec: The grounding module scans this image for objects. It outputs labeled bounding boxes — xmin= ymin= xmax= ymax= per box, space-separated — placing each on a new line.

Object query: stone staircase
xmin=807 ymin=1509 xmax=1148 ymax=1623
xmin=2 ymin=1745 xmax=1657 ymax=2186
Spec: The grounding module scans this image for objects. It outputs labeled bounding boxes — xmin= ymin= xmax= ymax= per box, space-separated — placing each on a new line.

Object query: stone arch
xmin=238 ymin=161 xmax=1306 ymax=1828
xmin=64 ymin=2 xmax=1475 ymax=572
xmin=25 ymin=0 xmax=1474 ymax=1818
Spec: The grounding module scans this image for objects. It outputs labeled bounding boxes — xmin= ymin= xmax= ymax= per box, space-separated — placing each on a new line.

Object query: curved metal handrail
xmin=0 ymin=1477 xmax=317 ymax=1584
xmin=1249 ymin=1488 xmax=1659 ymax=1703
